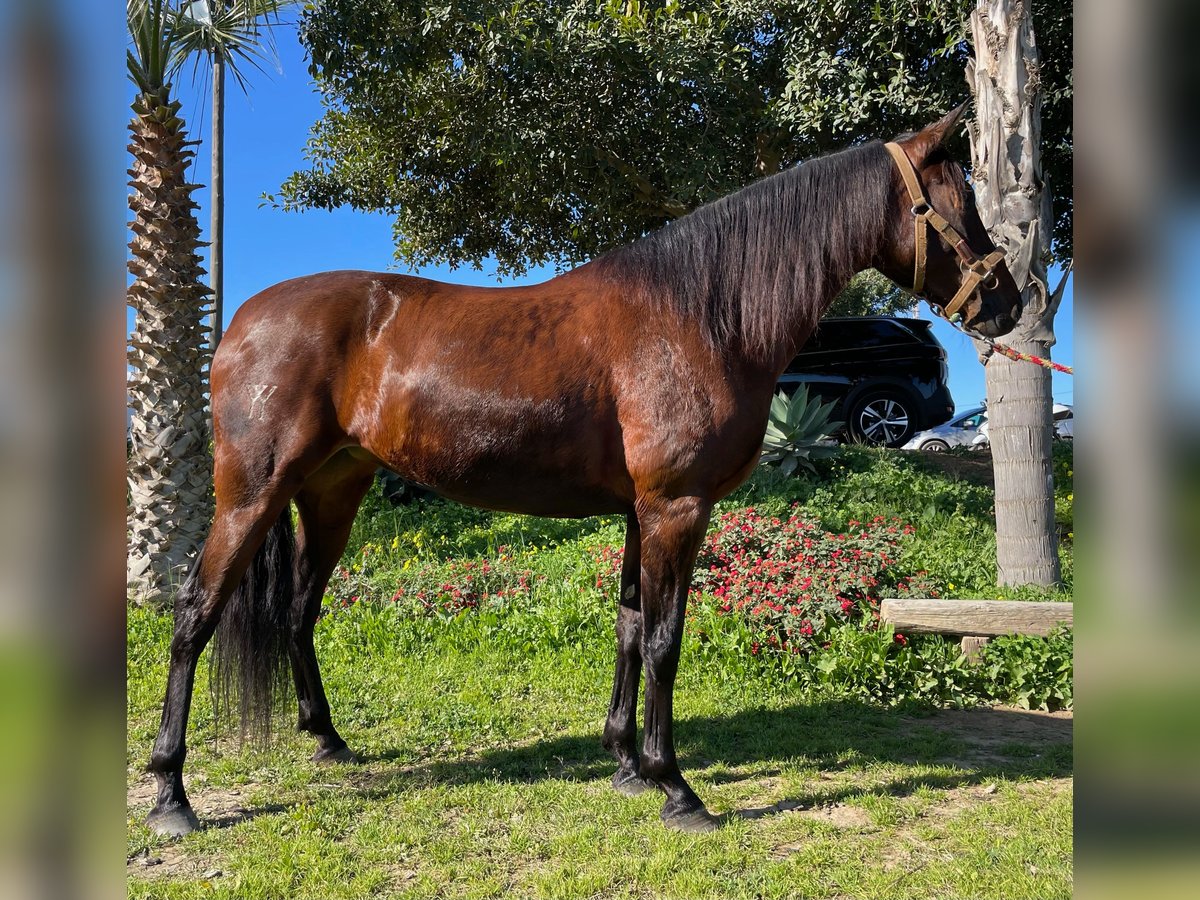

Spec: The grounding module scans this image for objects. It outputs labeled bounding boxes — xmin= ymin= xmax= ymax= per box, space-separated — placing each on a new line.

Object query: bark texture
xmin=967 ymin=0 xmax=1062 ymax=586
xmin=127 ymin=87 xmax=214 ymax=605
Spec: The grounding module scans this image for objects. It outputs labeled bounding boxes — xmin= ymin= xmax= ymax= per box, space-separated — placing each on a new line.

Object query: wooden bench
xmin=880 ymin=598 xmax=1073 ymax=661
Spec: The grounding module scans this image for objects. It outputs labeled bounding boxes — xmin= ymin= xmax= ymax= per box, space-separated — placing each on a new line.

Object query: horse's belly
xmin=359 ymin=380 xmax=630 ymax=517
xmin=428 ymin=476 xmax=629 ymax=518
xmin=388 ymin=448 xmax=631 ymax=518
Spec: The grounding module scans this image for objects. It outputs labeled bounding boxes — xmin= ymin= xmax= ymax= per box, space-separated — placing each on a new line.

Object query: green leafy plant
xmin=760 ymin=387 xmax=842 ymax=476
xmin=976 ymin=626 xmax=1074 ymax=711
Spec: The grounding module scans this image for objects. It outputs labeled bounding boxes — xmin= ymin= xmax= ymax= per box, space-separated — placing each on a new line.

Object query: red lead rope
xmin=976 ymin=335 xmax=1074 ymax=375
xmin=942 ymin=313 xmax=1075 ymax=376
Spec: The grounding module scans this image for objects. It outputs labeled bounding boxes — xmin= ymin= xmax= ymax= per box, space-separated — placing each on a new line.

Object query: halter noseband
xmin=884 ymin=142 xmax=1006 ymax=320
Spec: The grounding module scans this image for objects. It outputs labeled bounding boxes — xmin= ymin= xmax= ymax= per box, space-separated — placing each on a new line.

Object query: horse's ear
xmin=899 ymin=102 xmax=970 ymax=167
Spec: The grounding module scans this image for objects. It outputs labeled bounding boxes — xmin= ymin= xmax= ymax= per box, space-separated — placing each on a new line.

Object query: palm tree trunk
xmin=127 ymin=86 xmax=214 ymax=604
xmin=984 ymin=338 xmax=1059 ymax=585
xmin=967 ymin=0 xmax=1062 ymax=587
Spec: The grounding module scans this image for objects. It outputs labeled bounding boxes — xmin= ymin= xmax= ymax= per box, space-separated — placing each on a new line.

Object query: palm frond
xmin=127 ymin=0 xmax=295 ymax=95
xmin=127 ymin=0 xmax=175 ymax=95
xmin=174 ymin=0 xmax=296 ymax=93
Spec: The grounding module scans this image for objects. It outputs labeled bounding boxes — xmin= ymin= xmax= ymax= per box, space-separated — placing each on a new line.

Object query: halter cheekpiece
xmin=883 ymin=142 xmax=1006 ymax=320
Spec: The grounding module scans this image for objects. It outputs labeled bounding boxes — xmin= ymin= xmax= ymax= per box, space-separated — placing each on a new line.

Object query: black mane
xmin=596 ymin=140 xmax=893 ymax=358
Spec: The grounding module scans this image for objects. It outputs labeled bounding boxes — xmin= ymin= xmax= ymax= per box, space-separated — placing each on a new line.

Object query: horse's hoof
xmin=663 ymin=807 xmax=721 ymax=834
xmin=612 ymin=768 xmax=655 ymax=797
xmin=146 ymin=803 xmax=200 ymax=837
xmin=312 ymin=744 xmax=359 ymax=765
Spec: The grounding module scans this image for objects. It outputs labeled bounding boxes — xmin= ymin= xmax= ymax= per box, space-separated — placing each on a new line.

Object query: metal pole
xmin=210 ymin=50 xmax=224 ymax=349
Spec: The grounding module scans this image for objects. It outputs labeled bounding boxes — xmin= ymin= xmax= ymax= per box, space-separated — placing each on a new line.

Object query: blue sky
xmin=130 ymin=19 xmax=1073 ymax=413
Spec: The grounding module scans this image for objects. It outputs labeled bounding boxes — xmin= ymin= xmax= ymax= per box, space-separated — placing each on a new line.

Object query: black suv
xmin=778 ymin=317 xmax=954 ymax=448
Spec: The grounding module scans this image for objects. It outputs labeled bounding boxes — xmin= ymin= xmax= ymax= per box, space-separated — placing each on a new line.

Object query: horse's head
xmin=879 ymin=105 xmax=1021 ymax=339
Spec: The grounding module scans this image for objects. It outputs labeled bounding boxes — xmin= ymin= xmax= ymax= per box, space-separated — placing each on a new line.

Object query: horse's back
xmin=212 ymin=268 xmax=637 ymax=514
xmin=342 ymin=271 xmax=637 ymax=512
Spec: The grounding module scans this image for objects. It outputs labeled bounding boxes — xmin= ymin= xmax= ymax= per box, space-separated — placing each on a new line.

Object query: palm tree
xmin=125 ymin=0 xmax=290 ymax=604
xmin=966 ymin=0 xmax=1070 ymax=586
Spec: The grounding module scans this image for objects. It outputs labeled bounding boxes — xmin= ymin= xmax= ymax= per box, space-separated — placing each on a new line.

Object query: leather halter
xmin=884 ymin=142 xmax=1006 ymax=320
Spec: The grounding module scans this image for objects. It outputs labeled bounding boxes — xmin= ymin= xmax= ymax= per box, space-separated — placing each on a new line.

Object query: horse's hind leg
xmin=603 ymin=513 xmax=654 ymax=795
xmin=289 ymin=452 xmax=377 ymax=763
xmin=146 ymin=477 xmax=299 ymax=837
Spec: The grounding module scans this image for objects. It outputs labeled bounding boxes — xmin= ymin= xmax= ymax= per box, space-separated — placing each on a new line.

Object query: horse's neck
xmin=745 ymin=189 xmax=889 ymax=378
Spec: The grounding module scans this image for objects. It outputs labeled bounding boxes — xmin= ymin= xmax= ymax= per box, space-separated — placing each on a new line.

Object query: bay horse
xmin=146 ymin=106 xmax=1020 ymax=836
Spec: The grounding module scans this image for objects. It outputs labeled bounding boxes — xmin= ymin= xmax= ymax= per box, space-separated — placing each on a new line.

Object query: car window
xmin=959 ymin=413 xmax=985 ymax=429
xmin=827 ymin=321 xmax=912 ymax=349
xmin=792 ymin=321 xmax=912 ymax=364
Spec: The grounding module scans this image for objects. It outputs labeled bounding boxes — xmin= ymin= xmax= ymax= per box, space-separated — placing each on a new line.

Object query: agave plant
xmin=760 ymin=386 xmax=842 ymax=476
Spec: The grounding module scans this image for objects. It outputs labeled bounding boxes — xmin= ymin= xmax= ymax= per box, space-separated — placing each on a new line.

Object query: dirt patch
xmin=383 ymin=863 xmax=421 ymax=889
xmin=127 ymin=775 xmax=263 ymax=884
xmin=127 ymin=773 xmax=266 ymax=829
xmin=907 ymin=705 xmax=1072 ymax=767
xmin=799 ymin=803 xmax=874 ymax=828
xmin=768 ymin=804 xmax=875 ymax=857
xmin=126 ymin=774 xmax=157 ymax=809
xmin=127 ymin=844 xmax=223 ymax=882
xmin=902 ymin=448 xmax=995 ymax=487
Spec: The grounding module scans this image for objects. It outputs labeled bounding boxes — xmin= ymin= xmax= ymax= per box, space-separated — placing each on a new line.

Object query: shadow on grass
xmin=341 ymin=700 xmax=1071 ymax=821
xmin=171 ymin=702 xmax=1070 ymax=830
xmin=204 ymin=802 xmax=292 ymax=830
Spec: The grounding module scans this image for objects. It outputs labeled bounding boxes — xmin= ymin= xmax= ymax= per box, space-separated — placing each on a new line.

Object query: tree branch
xmin=596 ymin=148 xmax=691 ymax=219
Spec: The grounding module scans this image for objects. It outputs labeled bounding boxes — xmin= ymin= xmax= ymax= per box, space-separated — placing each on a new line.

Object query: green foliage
xmin=692 ymin=507 xmax=936 ymax=653
xmin=760 ymin=387 xmax=841 ymax=476
xmin=1052 ymin=440 xmax=1074 ymax=541
xmin=126 ymin=0 xmax=176 ymax=95
xmin=826 ymin=269 xmax=914 ymax=317
xmin=805 ymin=627 xmax=983 ymax=708
xmin=758 ymin=446 xmax=1074 ymax=600
xmin=976 ymin=627 xmax=1073 ymax=711
xmin=281 ymin=0 xmax=1072 ymax=275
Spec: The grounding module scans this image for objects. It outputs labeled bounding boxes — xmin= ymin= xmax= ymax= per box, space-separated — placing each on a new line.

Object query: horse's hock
xmin=879 ymin=598 xmax=1074 ymax=662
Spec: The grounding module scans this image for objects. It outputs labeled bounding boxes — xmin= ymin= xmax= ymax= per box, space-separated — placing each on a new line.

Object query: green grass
xmin=127 ymin=447 xmax=1073 ymax=897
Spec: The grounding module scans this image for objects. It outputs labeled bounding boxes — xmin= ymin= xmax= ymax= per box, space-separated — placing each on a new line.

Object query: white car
xmin=970 ymin=403 xmax=1074 ymax=449
xmin=903 ymin=406 xmax=988 ymax=452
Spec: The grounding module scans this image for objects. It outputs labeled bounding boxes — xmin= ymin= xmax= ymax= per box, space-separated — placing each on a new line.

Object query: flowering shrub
xmin=690 ymin=508 xmax=937 ymax=656
xmin=593 ymin=506 xmax=936 ymax=658
xmin=326 ymin=543 xmax=541 ymax=619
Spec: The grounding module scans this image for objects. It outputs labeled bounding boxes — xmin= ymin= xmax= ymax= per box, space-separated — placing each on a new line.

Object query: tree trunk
xmin=966 ymin=0 xmax=1061 ymax=587
xmin=127 ymin=87 xmax=214 ymax=605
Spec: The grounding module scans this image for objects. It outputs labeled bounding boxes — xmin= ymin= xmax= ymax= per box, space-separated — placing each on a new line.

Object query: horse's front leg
xmin=636 ymin=494 xmax=719 ymax=832
xmin=603 ymin=513 xmax=655 ymax=796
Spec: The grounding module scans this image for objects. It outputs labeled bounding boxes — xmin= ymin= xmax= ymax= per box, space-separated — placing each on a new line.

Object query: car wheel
xmin=848 ymin=391 xmax=917 ymax=448
xmin=377 ymin=469 xmax=433 ymax=506
xmin=920 ymin=439 xmax=950 ymax=452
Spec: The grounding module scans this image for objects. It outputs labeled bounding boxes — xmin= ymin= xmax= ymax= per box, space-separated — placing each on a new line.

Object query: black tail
xmin=210 ymin=507 xmax=296 ymax=743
